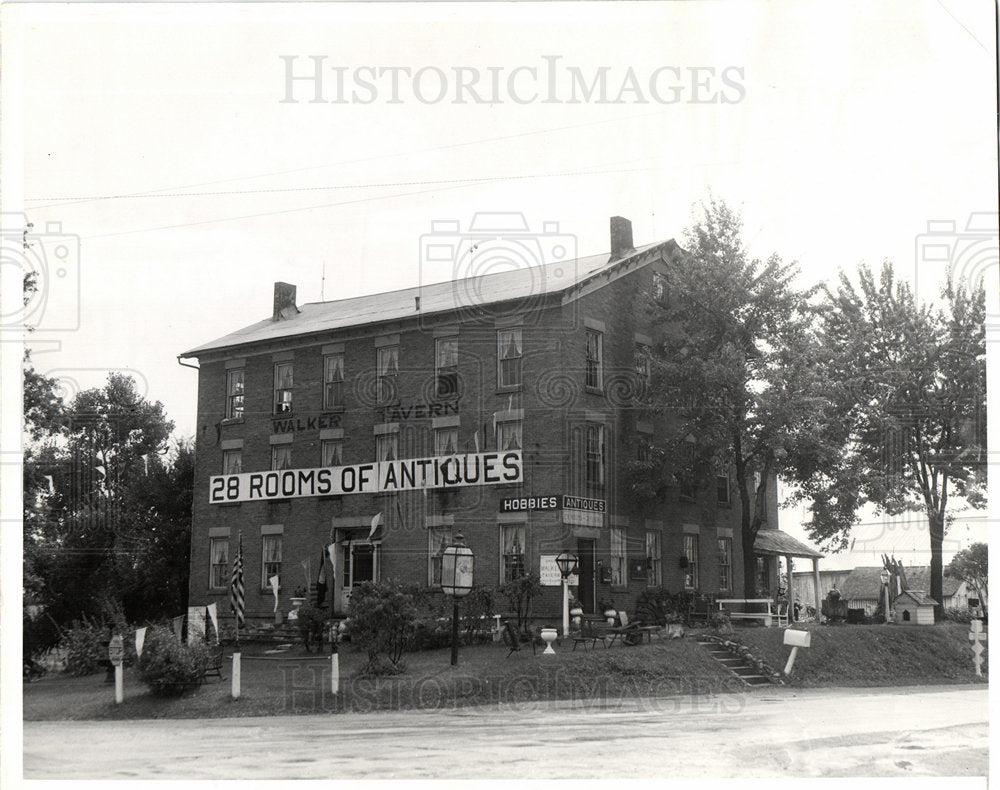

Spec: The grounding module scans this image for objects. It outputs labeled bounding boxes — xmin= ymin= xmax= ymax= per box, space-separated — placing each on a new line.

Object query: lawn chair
xmin=608 ymin=611 xmax=660 ymax=646
xmin=502 ymin=621 xmax=536 ymax=658
xmin=571 ymin=616 xmax=609 ymax=651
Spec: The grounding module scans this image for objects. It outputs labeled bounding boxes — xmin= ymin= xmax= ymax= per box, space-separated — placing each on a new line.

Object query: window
xmin=222 ymin=449 xmax=242 ymax=475
xmin=497 ymin=328 xmax=522 ymax=389
xmin=376 ymin=432 xmax=398 ymax=462
xmin=610 ymin=527 xmax=626 ymax=586
xmin=428 ymin=526 xmax=453 ymax=585
xmin=634 ymin=343 xmax=650 ymax=390
xmin=645 ymin=531 xmax=662 ymax=587
xmin=376 ymin=345 xmax=399 ymax=403
xmin=434 ymin=427 xmax=458 ymax=457
xmin=678 ymin=441 xmax=696 ymax=501
xmin=683 ymin=534 xmax=699 ymax=589
xmin=226 ymin=369 xmax=244 ymax=420
xmin=261 ymin=535 xmax=282 ymax=589
xmin=435 ymin=338 xmax=459 ymax=399
xmin=585 ymin=330 xmax=603 ymax=389
xmin=209 ymin=538 xmax=229 ymax=589
xmin=497 ymin=419 xmax=522 ymax=452
xmin=323 ymin=354 xmax=344 ymax=410
xmin=716 ymin=474 xmax=731 ymax=505
xmin=273 ymin=362 xmax=293 ymax=414
xmin=271 ymin=445 xmax=292 ymax=471
xmin=585 ymin=424 xmax=605 ymax=486
xmin=756 ymin=556 xmax=770 ymax=595
xmin=718 ymin=537 xmax=733 ymax=592
xmin=321 ymin=439 xmax=343 ymax=467
xmin=653 ymin=272 xmax=668 ymax=302
xmin=501 ymin=524 xmax=526 ymax=583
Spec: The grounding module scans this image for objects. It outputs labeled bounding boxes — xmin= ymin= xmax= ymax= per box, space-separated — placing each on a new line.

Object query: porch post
xmin=786 ymin=555 xmax=795 ymax=623
xmin=812 ymin=557 xmax=821 ymax=612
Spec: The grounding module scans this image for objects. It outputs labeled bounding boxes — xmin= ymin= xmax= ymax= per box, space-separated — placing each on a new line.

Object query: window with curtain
xmin=324 ymin=354 xmax=345 ymax=410
xmin=718 ymin=537 xmax=733 ymax=592
xmin=497 ymin=328 xmax=522 ymax=389
xmin=434 ymin=427 xmax=458 ymax=457
xmin=610 ymin=527 xmax=626 ymax=586
xmin=585 ymin=423 xmax=604 ymax=486
xmin=321 ymin=439 xmax=343 ymax=467
xmin=222 ymin=449 xmax=242 ymax=475
xmin=716 ymin=474 xmax=731 ymax=505
xmin=634 ymin=343 xmax=650 ymax=390
xmin=226 ymin=369 xmax=245 ymax=420
xmin=435 ymin=338 xmax=459 ymax=399
xmin=684 ymin=534 xmax=700 ymax=589
xmin=377 ymin=345 xmax=399 ymax=403
xmin=645 ymin=531 xmax=661 ymax=587
xmin=428 ymin=527 xmax=453 ymax=585
xmin=261 ymin=535 xmax=282 ymax=589
xmin=653 ymin=272 xmax=668 ymax=302
xmin=497 ymin=419 xmax=522 ymax=452
xmin=376 ymin=433 xmax=398 ymax=462
xmin=271 ymin=445 xmax=292 ymax=471
xmin=585 ymin=330 xmax=603 ymax=389
xmin=501 ymin=524 xmax=526 ymax=583
xmin=273 ymin=362 xmax=293 ymax=414
xmin=209 ymin=538 xmax=229 ymax=589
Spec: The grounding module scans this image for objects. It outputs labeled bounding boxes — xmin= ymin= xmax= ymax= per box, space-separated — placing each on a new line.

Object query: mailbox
xmin=783 ymin=629 xmax=811 ymax=648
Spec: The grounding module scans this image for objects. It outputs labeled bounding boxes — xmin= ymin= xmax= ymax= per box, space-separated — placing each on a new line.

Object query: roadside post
xmin=969 ymin=619 xmax=987 ymax=677
xmin=783 ymin=629 xmax=811 ymax=676
xmin=108 ymin=634 xmax=124 ymax=704
xmin=231 ymin=652 xmax=242 ymax=699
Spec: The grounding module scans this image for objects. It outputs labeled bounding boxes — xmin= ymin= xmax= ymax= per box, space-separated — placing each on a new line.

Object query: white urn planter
xmin=540 ymin=628 xmax=558 ymax=654
xmin=605 ymin=609 xmax=617 ymax=625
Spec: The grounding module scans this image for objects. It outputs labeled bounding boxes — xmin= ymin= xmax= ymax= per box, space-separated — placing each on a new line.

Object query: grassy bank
xmin=732 ymin=621 xmax=988 ymax=687
xmin=23 ymin=635 xmax=739 ymax=721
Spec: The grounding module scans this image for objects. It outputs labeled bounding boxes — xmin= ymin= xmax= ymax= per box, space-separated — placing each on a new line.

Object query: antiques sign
xmin=209 ymin=451 xmax=522 ymax=503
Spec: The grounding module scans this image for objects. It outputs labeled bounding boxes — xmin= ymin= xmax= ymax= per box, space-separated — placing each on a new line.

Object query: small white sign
xmin=539 ymin=555 xmax=579 ymax=587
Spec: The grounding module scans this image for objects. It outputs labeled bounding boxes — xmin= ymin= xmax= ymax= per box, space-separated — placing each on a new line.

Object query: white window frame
xmin=500 ymin=524 xmax=527 ymax=584
xmin=273 ymin=362 xmax=294 ymax=414
xmin=653 ymin=271 xmax=668 ymax=302
xmin=435 ymin=338 xmax=459 ymax=399
xmin=226 ymin=369 xmax=245 ymax=421
xmin=434 ymin=427 xmax=459 ymax=457
xmin=718 ymin=537 xmax=733 ymax=592
xmin=610 ymin=527 xmax=627 ymax=587
xmin=645 ymin=531 xmax=662 ymax=587
xmin=222 ymin=449 xmax=242 ymax=475
xmin=376 ymin=345 xmax=399 ymax=403
xmin=321 ymin=439 xmax=343 ymax=467
xmin=376 ymin=432 xmax=398 ymax=462
xmin=323 ymin=354 xmax=345 ymax=410
xmin=585 ymin=423 xmax=605 ymax=487
xmin=497 ymin=328 xmax=523 ymax=390
xmin=209 ymin=538 xmax=229 ymax=589
xmin=271 ymin=445 xmax=293 ymax=471
xmin=261 ymin=535 xmax=282 ymax=590
xmin=585 ymin=329 xmax=603 ymax=390
xmin=496 ymin=419 xmax=522 ymax=452
xmin=428 ymin=526 xmax=454 ymax=586
xmin=684 ymin=534 xmax=700 ymax=589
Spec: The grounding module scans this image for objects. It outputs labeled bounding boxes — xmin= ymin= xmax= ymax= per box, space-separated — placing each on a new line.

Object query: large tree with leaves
xmin=643 ymin=198 xmax=836 ymax=597
xmin=803 ymin=263 xmax=986 ymax=617
xmin=946 ymin=542 xmax=988 ymax=615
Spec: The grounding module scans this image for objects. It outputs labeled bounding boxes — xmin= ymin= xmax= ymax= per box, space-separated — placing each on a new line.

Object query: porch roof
xmin=753 ymin=529 xmax=824 ymax=559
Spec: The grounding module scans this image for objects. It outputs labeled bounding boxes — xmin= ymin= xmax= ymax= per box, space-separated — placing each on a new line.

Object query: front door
xmin=334 ymin=534 xmax=379 ymax=614
xmin=577 ymin=539 xmax=596 ymax=613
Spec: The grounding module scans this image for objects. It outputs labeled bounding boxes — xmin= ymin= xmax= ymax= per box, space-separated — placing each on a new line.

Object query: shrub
xmin=636 ymin=589 xmax=690 ymax=625
xmin=461 ymin=586 xmax=496 ymax=643
xmin=944 ymin=607 xmax=975 ymax=624
xmin=295 ymin=605 xmax=329 ymax=652
xmin=60 ymin=617 xmax=108 ymax=677
xmin=348 ymin=580 xmax=417 ymax=674
xmin=137 ymin=625 xmax=210 ymax=696
xmin=498 ymin=574 xmax=541 ymax=634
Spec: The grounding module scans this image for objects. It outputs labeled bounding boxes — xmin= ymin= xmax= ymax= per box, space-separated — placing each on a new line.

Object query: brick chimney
xmin=273 ymin=282 xmax=299 ymax=321
xmin=609 ymin=216 xmax=634 ymax=260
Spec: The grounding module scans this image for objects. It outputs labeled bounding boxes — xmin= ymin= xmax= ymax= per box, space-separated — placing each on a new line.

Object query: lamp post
xmin=555 ymin=551 xmax=579 ymax=638
xmin=880 ymin=568 xmax=891 ymax=624
xmin=441 ymin=533 xmax=474 ymax=666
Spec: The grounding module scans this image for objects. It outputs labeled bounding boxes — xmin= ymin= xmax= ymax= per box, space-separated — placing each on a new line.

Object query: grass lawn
xmin=731 ymin=620 xmax=988 ymax=687
xmin=23 ymin=632 xmax=741 ymax=721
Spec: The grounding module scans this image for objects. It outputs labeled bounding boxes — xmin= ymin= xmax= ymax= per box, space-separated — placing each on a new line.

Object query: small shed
xmin=893 ymin=590 xmax=937 ymax=626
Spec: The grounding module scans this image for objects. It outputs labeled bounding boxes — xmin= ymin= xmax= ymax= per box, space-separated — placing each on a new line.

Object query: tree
xmin=644 ymin=198 xmax=835 ymax=597
xmin=805 ymin=263 xmax=986 ymax=617
xmin=945 ymin=543 xmax=988 ymax=615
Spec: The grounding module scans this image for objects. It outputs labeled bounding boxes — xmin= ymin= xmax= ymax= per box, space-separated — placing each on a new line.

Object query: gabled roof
xmin=752 ymin=529 xmax=824 ymax=559
xmin=838 ymin=566 xmax=964 ymax=601
xmin=896 ymin=590 xmax=939 ymax=607
xmin=182 ymin=239 xmax=678 ymax=357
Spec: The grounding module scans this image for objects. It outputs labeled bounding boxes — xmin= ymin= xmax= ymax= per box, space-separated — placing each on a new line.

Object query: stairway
xmin=696 ymin=636 xmax=774 ymax=687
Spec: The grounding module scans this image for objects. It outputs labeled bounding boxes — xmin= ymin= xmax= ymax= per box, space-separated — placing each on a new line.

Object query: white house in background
xmin=837 ymin=566 xmax=970 ymax=615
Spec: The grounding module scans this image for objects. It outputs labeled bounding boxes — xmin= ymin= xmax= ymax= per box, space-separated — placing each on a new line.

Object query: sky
xmin=3 ymin=0 xmax=997 ymax=576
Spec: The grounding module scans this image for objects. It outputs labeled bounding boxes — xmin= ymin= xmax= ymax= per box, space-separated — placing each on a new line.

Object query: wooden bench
xmin=716 ymin=598 xmax=775 ymax=627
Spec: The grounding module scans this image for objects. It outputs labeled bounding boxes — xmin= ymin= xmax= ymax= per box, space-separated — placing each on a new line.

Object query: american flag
xmin=230 ymin=531 xmax=245 ymax=627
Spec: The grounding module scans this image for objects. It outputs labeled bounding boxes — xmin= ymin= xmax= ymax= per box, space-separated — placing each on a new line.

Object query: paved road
xmin=21 ymin=685 xmax=988 ymax=780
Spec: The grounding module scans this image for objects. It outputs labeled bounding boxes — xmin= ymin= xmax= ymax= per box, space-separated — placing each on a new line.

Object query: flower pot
xmin=540 ymin=628 xmax=558 ymax=654
xmin=604 ymin=609 xmax=617 ymax=625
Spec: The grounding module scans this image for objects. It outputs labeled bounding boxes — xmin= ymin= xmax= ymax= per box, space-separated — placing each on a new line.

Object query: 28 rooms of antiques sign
xmin=208 ymin=451 xmax=523 ymax=503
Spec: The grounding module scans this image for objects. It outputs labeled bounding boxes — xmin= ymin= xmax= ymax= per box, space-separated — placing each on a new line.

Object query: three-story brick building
xmin=180 ymin=216 xmax=778 ymax=623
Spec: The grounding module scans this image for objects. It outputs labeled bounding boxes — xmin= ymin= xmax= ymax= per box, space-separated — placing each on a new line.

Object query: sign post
xmin=969 ymin=619 xmax=987 ymax=677
xmin=108 ymin=634 xmax=124 ymax=704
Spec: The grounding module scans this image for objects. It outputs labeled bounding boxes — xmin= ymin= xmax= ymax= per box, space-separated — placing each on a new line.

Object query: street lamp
xmin=555 ymin=551 xmax=579 ymax=637
xmin=441 ymin=533 xmax=474 ymax=666
xmin=879 ymin=568 xmax=891 ymax=624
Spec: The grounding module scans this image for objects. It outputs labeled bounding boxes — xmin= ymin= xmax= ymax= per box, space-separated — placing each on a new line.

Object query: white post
xmin=330 ymin=652 xmax=340 ymax=695
xmin=784 ymin=645 xmax=799 ymax=675
xmin=786 ymin=555 xmax=795 ymax=624
xmin=562 ymin=578 xmax=570 ymax=637
xmin=114 ymin=664 xmax=124 ymax=704
xmin=884 ymin=584 xmax=891 ymax=623
xmin=231 ymin=652 xmax=241 ymax=700
xmin=812 ymin=558 xmax=821 ymax=614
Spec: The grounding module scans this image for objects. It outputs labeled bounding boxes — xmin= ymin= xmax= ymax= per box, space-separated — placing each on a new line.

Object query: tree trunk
xmin=929 ymin=512 xmax=945 ymax=622
xmin=740 ymin=489 xmax=756 ymax=598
